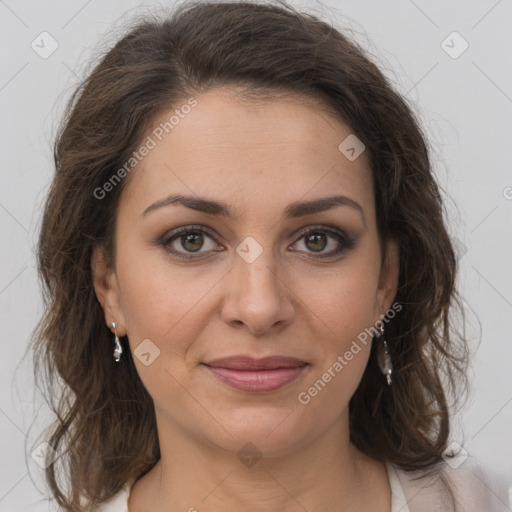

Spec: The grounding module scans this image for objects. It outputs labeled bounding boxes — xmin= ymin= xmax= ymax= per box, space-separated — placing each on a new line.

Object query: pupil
xmin=182 ymin=233 xmax=203 ymax=252
xmin=307 ymin=233 xmax=326 ymax=252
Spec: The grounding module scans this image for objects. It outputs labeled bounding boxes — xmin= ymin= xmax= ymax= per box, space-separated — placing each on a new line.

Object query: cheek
xmin=291 ymin=255 xmax=381 ymax=409
xmin=116 ymin=246 xmax=215 ymax=340
xmin=115 ymin=250 xmax=211 ymax=407
xmin=297 ymin=263 xmax=381 ymax=346
xmin=294 ymin=272 xmax=379 ymax=417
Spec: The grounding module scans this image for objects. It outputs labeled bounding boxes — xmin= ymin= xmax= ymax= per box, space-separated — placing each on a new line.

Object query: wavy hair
xmin=30 ymin=1 xmax=469 ymax=510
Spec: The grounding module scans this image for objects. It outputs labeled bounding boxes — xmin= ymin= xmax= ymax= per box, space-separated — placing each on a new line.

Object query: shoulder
xmin=391 ymin=456 xmax=511 ymax=512
xmin=96 ymin=479 xmax=133 ymax=512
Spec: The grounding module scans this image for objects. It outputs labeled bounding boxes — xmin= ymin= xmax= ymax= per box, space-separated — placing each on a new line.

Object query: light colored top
xmin=97 ymin=458 xmax=511 ymax=512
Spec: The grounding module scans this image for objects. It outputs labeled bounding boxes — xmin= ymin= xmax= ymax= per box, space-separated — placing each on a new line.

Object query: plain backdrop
xmin=1 ymin=0 xmax=511 ymax=510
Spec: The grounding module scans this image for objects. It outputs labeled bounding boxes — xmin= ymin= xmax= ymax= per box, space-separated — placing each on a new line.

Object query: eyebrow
xmin=142 ymin=193 xmax=366 ymax=225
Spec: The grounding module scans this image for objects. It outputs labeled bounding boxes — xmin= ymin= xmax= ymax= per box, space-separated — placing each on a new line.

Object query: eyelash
xmin=157 ymin=224 xmax=356 ymax=261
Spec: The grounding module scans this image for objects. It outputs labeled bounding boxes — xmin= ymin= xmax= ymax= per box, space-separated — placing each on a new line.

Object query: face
xmin=92 ymin=88 xmax=398 ymax=458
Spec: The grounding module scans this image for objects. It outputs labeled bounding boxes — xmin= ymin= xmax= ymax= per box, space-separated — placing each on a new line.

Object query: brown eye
xmin=159 ymin=226 xmax=222 ymax=259
xmin=180 ymin=232 xmax=204 ymax=252
xmin=304 ymin=232 xmax=328 ymax=252
xmin=291 ymin=226 xmax=355 ymax=259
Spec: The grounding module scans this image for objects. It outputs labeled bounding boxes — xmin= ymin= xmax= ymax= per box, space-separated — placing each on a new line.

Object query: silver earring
xmin=377 ymin=324 xmax=393 ymax=385
xmin=111 ymin=322 xmax=123 ymax=362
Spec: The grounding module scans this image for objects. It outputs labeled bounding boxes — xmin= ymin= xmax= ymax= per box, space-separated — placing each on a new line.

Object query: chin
xmin=202 ymin=406 xmax=318 ymax=459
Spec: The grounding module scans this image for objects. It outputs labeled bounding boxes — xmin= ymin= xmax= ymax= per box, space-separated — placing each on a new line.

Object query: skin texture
xmin=92 ymin=88 xmax=399 ymax=512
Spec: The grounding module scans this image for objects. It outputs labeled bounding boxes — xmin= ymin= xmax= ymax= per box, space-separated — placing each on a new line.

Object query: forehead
xmin=120 ymin=87 xmax=374 ymax=218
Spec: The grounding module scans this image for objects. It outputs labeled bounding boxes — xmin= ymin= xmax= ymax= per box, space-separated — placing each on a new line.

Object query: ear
xmin=375 ymin=238 xmax=400 ymax=319
xmin=91 ymin=245 xmax=127 ymax=336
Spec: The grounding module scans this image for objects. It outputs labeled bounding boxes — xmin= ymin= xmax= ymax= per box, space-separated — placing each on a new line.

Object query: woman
xmin=31 ymin=1 xmax=510 ymax=511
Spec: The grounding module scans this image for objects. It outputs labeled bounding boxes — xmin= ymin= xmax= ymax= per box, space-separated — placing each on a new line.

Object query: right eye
xmin=158 ymin=225 xmax=224 ymax=260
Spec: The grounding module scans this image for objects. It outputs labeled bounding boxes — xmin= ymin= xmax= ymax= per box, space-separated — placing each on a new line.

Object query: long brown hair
xmin=30 ymin=1 xmax=469 ymax=510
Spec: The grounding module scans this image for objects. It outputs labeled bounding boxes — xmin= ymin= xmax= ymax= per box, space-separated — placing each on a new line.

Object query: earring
xmin=376 ymin=323 xmax=393 ymax=385
xmin=111 ymin=322 xmax=123 ymax=362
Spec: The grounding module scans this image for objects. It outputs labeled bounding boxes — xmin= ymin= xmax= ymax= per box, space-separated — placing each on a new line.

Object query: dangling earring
xmin=377 ymin=323 xmax=393 ymax=385
xmin=111 ymin=321 xmax=123 ymax=362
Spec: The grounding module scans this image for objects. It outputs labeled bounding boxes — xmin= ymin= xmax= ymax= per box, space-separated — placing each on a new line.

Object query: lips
xmin=204 ymin=356 xmax=307 ymax=370
xmin=202 ymin=356 xmax=309 ymax=392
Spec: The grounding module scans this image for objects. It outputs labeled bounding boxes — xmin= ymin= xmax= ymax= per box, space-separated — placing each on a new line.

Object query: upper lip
xmin=203 ymin=356 xmax=308 ymax=370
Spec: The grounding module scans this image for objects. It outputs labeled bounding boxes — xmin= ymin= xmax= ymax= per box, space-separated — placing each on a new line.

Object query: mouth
xmin=201 ymin=356 xmax=309 ymax=393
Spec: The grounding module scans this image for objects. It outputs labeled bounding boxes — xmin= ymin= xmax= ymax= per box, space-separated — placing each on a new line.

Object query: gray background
xmin=1 ymin=0 xmax=511 ymax=510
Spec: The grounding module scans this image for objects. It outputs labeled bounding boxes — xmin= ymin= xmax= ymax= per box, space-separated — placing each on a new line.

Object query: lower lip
xmin=203 ymin=365 xmax=307 ymax=392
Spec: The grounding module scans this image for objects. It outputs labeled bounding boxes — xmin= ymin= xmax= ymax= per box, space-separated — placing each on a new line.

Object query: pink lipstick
xmin=202 ymin=356 xmax=308 ymax=392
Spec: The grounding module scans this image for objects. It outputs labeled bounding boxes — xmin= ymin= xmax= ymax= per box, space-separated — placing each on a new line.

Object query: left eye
xmin=290 ymin=228 xmax=352 ymax=258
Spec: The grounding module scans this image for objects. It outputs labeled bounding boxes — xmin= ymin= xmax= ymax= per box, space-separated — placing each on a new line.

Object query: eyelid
xmin=290 ymin=225 xmax=355 ymax=257
xmin=158 ymin=223 xmax=355 ymax=259
xmin=294 ymin=224 xmax=347 ymax=239
xmin=159 ymin=224 xmax=222 ymax=246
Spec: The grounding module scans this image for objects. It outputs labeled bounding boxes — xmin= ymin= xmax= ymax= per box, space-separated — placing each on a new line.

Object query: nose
xmin=220 ymin=247 xmax=296 ymax=336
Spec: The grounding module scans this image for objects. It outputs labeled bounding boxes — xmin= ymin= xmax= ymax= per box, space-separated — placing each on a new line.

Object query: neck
xmin=128 ymin=409 xmax=391 ymax=512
